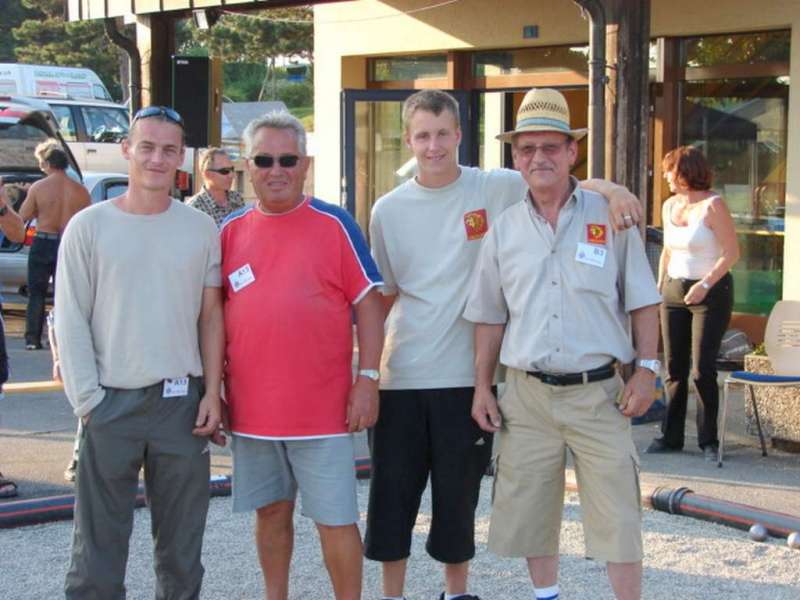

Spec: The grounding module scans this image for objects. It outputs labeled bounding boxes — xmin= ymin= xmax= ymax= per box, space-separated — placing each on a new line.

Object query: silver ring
xmin=623 ymin=214 xmax=633 ymax=221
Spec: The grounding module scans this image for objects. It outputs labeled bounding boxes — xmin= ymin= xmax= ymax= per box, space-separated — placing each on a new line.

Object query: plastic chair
xmin=719 ymin=300 xmax=800 ymax=467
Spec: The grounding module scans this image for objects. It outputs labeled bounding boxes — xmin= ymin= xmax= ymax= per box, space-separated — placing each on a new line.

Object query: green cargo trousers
xmin=65 ymin=377 xmax=210 ymax=600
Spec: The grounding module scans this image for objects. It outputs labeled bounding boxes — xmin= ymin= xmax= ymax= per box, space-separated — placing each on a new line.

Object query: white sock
xmin=445 ymin=594 xmax=469 ymax=600
xmin=534 ymin=584 xmax=559 ymax=599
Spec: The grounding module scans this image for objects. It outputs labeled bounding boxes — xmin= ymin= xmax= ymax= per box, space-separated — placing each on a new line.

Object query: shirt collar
xmin=526 ymin=175 xmax=581 ymax=222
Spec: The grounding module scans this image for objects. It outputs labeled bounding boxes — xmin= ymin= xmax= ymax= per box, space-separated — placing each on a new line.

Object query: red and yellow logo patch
xmin=464 ymin=209 xmax=489 ymax=240
xmin=587 ymin=223 xmax=607 ymax=245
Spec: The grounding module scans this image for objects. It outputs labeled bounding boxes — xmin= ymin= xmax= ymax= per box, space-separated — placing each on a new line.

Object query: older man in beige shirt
xmin=463 ymin=88 xmax=661 ymax=600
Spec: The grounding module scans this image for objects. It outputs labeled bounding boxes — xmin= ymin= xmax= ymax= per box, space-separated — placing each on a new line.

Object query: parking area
xmin=1 ymin=309 xmax=799 ymax=598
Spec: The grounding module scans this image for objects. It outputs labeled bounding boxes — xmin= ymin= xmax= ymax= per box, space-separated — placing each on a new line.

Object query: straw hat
xmin=496 ymin=87 xmax=587 ymax=143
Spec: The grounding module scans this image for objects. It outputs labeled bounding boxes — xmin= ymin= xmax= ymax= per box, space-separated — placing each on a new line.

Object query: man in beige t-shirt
xmin=464 ymin=88 xmax=661 ymax=600
xmin=56 ymin=107 xmax=224 ymax=599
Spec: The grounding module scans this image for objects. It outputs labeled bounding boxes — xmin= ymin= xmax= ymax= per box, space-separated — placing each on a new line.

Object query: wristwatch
xmin=0 ymin=205 xmax=7 ymax=217
xmin=637 ymin=359 xmax=661 ymax=374
xmin=358 ymin=369 xmax=380 ymax=382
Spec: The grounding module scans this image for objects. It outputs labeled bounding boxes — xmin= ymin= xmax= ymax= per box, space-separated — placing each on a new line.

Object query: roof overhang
xmin=66 ymin=0 xmax=338 ymax=22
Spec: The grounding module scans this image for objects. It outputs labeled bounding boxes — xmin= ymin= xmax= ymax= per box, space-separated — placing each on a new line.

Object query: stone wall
xmin=742 ymin=354 xmax=800 ymax=445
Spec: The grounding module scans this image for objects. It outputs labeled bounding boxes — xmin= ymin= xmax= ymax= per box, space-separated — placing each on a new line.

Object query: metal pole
xmin=573 ymin=0 xmax=606 ymax=179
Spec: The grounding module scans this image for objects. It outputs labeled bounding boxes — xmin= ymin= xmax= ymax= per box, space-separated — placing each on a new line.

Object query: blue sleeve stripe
xmin=308 ymin=198 xmax=383 ymax=285
xmin=219 ymin=205 xmax=254 ymax=233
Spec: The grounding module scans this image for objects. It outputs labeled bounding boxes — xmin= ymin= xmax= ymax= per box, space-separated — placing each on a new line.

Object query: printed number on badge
xmin=229 ymin=263 xmax=256 ymax=292
xmin=575 ymin=242 xmax=607 ymax=268
xmin=163 ymin=378 xmax=189 ymax=398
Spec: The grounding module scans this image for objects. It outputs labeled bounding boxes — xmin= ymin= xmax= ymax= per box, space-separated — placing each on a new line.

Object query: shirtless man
xmin=18 ymin=140 xmax=90 ymax=349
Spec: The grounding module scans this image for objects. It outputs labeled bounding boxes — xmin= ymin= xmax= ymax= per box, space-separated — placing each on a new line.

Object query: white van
xmin=0 ymin=63 xmax=114 ymax=102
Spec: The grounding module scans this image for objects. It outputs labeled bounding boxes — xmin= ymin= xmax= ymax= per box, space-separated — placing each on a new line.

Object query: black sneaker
xmin=645 ymin=438 xmax=682 ymax=454
xmin=438 ymin=595 xmax=481 ymax=600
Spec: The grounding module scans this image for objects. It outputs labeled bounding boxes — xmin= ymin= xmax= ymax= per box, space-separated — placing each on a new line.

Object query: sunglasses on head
xmin=132 ymin=106 xmax=185 ymax=128
xmin=207 ymin=167 xmax=234 ymax=175
xmin=250 ymin=154 xmax=301 ymax=169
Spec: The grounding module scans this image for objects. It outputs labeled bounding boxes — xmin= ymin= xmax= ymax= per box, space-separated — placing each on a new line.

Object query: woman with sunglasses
xmin=187 ymin=147 xmax=245 ymax=228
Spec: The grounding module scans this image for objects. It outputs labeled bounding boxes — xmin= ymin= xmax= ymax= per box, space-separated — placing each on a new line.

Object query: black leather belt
xmin=34 ymin=231 xmax=60 ymax=240
xmin=526 ymin=362 xmax=616 ymax=386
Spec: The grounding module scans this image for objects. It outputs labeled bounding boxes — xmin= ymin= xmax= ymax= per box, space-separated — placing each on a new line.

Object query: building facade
xmin=313 ymin=0 xmax=800 ymax=339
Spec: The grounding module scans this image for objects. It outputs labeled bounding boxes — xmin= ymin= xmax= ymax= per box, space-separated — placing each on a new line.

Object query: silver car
xmin=0 ymin=169 xmax=127 ymax=297
xmin=0 ymin=99 xmax=90 ymax=296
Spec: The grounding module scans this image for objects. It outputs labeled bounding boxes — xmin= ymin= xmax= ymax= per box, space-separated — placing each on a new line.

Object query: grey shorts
xmin=231 ymin=434 xmax=359 ymax=526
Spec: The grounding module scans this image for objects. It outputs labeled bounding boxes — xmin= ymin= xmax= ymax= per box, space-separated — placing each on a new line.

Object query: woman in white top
xmin=647 ymin=146 xmax=739 ymax=460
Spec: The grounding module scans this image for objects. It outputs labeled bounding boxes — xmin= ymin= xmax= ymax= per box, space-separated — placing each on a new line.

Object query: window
xmin=79 ymin=106 xmax=129 ymax=143
xmin=473 ymin=45 xmax=589 ymax=77
xmin=49 ymin=105 xmax=77 ymax=142
xmin=683 ymin=31 xmax=790 ymax=68
xmin=93 ymin=84 xmax=112 ymax=101
xmin=675 ymin=30 xmax=790 ymax=316
xmin=369 ymin=55 xmax=447 ymax=82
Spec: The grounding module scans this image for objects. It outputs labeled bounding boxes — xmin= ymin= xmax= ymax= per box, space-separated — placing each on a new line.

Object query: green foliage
xmin=186 ymin=7 xmax=313 ymax=64
xmin=290 ymin=106 xmax=314 ymax=132
xmin=10 ymin=0 xmax=126 ymax=100
xmin=278 ymin=81 xmax=312 ymax=108
xmin=223 ymin=62 xmax=267 ymax=102
xmin=0 ymin=0 xmax=36 ymax=61
xmin=182 ymin=7 xmax=313 ymax=103
xmin=752 ymin=343 xmax=768 ymax=356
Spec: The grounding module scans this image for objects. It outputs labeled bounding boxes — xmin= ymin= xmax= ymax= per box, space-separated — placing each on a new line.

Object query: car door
xmin=49 ymin=104 xmax=88 ymax=171
xmin=74 ymin=105 xmax=129 ymax=173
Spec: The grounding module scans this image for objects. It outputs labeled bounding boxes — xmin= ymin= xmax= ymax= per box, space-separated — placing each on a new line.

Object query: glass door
xmin=342 ymin=89 xmax=472 ymax=235
xmin=680 ymin=78 xmax=788 ymax=316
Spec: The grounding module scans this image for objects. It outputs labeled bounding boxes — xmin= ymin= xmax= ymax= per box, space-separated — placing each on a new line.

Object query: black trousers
xmin=659 ymin=273 xmax=733 ymax=449
xmin=25 ymin=236 xmax=59 ymax=346
xmin=365 ymin=387 xmax=492 ymax=564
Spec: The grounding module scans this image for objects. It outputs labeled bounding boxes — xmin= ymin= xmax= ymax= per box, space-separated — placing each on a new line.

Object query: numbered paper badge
xmin=163 ymin=377 xmax=189 ymax=398
xmin=228 ymin=263 xmax=256 ymax=292
xmin=575 ymin=242 xmax=607 ymax=268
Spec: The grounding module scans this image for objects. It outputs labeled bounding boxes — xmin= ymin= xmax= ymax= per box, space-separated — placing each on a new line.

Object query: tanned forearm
xmin=199 ymin=286 xmax=225 ymax=397
xmin=355 ymin=289 xmax=385 ymax=371
xmin=474 ymin=323 xmax=505 ymax=391
xmin=630 ymin=304 xmax=659 ymax=362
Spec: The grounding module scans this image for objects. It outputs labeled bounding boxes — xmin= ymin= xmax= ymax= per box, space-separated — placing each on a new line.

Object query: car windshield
xmin=80 ymin=106 xmax=129 ymax=143
xmin=0 ymin=122 xmax=50 ymax=170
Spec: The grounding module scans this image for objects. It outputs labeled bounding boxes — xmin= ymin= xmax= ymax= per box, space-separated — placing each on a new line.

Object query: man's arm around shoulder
xmin=580 ymin=179 xmax=642 ymax=231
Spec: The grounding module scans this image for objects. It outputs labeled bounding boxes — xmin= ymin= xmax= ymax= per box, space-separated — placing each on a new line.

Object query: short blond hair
xmin=402 ymin=90 xmax=460 ymax=132
xmin=34 ymin=139 xmax=68 ymax=170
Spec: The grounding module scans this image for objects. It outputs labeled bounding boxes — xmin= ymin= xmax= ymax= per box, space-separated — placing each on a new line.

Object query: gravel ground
xmin=2 ymin=478 xmax=799 ymax=599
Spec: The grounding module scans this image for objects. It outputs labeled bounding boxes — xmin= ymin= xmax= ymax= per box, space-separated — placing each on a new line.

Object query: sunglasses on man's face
xmin=131 ymin=106 xmax=185 ymax=128
xmin=207 ymin=167 xmax=234 ymax=175
xmin=250 ymin=154 xmax=301 ymax=169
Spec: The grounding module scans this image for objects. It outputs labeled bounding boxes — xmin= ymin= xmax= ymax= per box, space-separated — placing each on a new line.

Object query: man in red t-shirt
xmin=221 ymin=111 xmax=384 ymax=600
